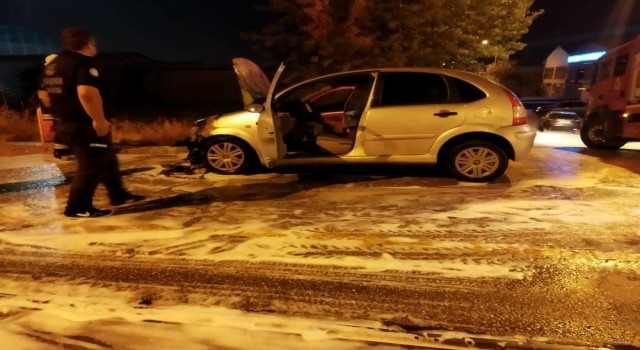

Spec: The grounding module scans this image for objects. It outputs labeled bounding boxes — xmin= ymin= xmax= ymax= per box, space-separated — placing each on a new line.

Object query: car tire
xmin=446 ymin=141 xmax=508 ymax=183
xmin=580 ymin=117 xmax=627 ymax=150
xmin=201 ymin=137 xmax=255 ymax=174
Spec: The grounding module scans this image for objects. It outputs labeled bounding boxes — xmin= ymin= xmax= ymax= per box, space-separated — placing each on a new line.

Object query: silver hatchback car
xmin=188 ymin=59 xmax=536 ymax=182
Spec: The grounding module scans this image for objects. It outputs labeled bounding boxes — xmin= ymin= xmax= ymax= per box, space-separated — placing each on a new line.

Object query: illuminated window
xmin=554 ymin=67 xmax=567 ymax=79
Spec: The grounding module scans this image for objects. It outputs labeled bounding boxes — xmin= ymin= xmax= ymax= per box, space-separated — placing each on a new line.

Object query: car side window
xmin=376 ymin=72 xmax=449 ymax=107
xmin=276 ymin=73 xmax=372 ymax=110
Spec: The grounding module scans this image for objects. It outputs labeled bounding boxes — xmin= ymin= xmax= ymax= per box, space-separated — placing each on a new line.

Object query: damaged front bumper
xmin=162 ymin=136 xmax=206 ymax=176
xmin=175 ymin=136 xmax=205 ymax=168
xmin=175 ymin=117 xmax=212 ymax=168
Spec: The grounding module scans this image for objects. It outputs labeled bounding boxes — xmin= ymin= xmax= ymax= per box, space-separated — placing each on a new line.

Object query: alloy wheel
xmin=454 ymin=146 xmax=501 ymax=179
xmin=207 ymin=142 xmax=246 ymax=172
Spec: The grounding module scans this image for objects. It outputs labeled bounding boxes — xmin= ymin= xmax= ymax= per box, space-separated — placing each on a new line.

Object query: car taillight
xmin=502 ymin=88 xmax=528 ymax=125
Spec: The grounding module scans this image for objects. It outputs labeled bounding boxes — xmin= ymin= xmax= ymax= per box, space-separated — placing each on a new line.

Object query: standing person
xmin=37 ymin=53 xmax=72 ymax=159
xmin=40 ymin=27 xmax=144 ymax=218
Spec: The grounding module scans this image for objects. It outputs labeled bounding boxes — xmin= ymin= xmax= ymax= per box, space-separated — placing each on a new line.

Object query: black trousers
xmin=57 ymin=122 xmax=128 ymax=211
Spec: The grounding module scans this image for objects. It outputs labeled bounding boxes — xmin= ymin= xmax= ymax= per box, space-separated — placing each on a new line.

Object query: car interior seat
xmin=315 ymin=134 xmax=354 ymax=155
xmin=314 ymin=88 xmax=369 ymax=155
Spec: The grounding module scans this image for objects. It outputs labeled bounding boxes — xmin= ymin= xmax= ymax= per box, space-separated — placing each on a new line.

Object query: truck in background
xmin=581 ymin=35 xmax=640 ymax=149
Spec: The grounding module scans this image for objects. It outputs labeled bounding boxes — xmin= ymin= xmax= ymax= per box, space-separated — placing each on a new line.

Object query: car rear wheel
xmin=446 ymin=141 xmax=508 ymax=183
xmin=580 ymin=118 xmax=627 ymax=150
xmin=202 ymin=137 xmax=255 ymax=174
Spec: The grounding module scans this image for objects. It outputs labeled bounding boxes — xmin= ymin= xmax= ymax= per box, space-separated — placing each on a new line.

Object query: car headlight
xmin=191 ymin=116 xmax=217 ymax=137
xmin=194 ymin=117 xmax=208 ymax=126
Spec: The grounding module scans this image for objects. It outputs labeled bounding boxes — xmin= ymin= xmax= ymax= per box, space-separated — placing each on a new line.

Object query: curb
xmin=1 ymin=142 xmax=188 ymax=155
xmin=116 ymin=145 xmax=188 ymax=155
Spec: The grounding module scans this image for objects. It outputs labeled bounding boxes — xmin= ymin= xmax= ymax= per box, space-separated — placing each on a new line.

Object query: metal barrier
xmin=37 ymin=107 xmax=72 ymax=159
xmin=36 ymin=107 xmax=56 ymax=143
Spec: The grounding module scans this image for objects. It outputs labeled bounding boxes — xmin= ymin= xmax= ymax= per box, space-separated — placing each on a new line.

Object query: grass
xmin=0 ymin=107 xmax=40 ymax=142
xmin=111 ymin=117 xmax=192 ymax=146
xmin=0 ymin=108 xmax=192 ymax=146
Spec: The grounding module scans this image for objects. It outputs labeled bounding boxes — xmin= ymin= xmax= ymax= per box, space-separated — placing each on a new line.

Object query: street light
xmin=481 ymin=39 xmax=497 ymax=64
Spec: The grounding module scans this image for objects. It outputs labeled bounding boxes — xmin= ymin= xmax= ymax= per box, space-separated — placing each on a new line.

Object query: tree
xmin=486 ymin=60 xmax=543 ymax=97
xmin=245 ymin=0 xmax=542 ymax=81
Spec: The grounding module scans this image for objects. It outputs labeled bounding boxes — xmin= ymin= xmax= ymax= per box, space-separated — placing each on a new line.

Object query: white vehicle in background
xmin=187 ymin=59 xmax=536 ymax=183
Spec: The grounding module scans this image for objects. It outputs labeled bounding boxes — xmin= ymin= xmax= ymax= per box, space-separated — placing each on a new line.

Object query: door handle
xmin=434 ymin=110 xmax=458 ymax=117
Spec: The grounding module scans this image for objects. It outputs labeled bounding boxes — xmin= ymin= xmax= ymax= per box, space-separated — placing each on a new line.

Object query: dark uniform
xmin=38 ymin=55 xmax=72 ymax=159
xmin=41 ymin=50 xmax=131 ymax=214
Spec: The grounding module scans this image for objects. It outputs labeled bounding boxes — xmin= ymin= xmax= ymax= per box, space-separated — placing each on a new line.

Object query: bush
xmin=0 ymin=109 xmax=191 ymax=146
xmin=111 ymin=117 xmax=191 ymax=146
xmin=0 ymin=107 xmax=39 ymax=142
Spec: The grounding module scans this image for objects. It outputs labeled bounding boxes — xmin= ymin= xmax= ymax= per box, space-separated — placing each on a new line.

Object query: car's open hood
xmin=232 ymin=58 xmax=271 ymax=107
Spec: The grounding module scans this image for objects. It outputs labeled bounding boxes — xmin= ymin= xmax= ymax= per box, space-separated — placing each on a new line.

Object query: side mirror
xmin=246 ymin=103 xmax=264 ymax=113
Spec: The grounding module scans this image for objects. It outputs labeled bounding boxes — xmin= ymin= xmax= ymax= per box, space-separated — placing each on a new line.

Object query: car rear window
xmin=549 ymin=112 xmax=579 ymax=119
xmin=377 ymin=72 xmax=449 ymax=106
xmin=447 ymin=77 xmax=487 ymax=103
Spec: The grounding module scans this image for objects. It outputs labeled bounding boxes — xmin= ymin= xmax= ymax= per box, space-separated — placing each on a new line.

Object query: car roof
xmin=276 ymin=67 xmax=502 ymax=99
xmin=306 ymin=67 xmax=491 ymax=82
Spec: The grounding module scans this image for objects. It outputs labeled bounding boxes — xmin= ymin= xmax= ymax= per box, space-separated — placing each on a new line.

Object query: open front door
xmin=257 ymin=63 xmax=287 ymax=165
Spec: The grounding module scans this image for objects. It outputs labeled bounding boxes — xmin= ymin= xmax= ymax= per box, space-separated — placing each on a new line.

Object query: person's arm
xmin=77 ymin=85 xmax=110 ymax=136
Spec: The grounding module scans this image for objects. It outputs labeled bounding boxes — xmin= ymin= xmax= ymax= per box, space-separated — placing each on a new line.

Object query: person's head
xmin=61 ymin=27 xmax=97 ymax=57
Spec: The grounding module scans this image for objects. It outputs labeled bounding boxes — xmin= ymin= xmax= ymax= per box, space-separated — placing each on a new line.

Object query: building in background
xmin=542 ymin=46 xmax=568 ymax=98
xmin=0 ymin=51 xmax=244 ymax=119
xmin=542 ymin=43 xmax=606 ymax=100
xmin=564 ymin=44 xmax=606 ymax=100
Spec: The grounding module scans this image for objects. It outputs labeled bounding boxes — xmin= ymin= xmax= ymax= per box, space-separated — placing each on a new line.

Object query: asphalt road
xmin=1 ymin=134 xmax=639 ymax=349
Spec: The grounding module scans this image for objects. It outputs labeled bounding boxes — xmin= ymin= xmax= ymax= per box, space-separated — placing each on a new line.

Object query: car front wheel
xmin=202 ymin=137 xmax=255 ymax=174
xmin=446 ymin=141 xmax=508 ymax=183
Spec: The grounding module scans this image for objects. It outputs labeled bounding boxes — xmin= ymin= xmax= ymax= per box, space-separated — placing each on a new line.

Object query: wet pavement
xmin=1 ymin=134 xmax=640 ymax=349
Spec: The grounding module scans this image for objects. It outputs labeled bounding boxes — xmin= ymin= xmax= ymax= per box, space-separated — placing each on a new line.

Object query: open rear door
xmin=257 ymin=63 xmax=287 ymax=164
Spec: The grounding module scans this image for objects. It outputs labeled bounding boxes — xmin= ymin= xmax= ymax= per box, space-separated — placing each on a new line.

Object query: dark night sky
xmin=518 ymin=0 xmax=640 ymax=63
xmin=0 ymin=0 xmax=269 ymax=62
xmin=1 ymin=0 xmax=639 ymax=64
